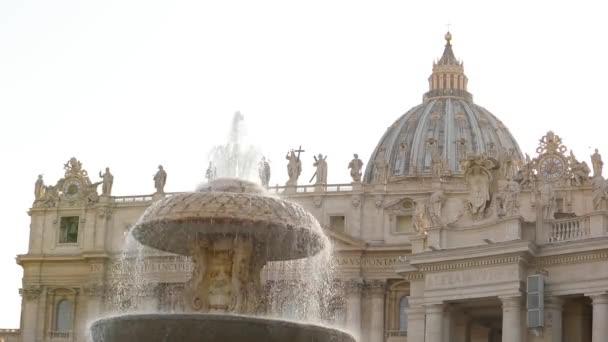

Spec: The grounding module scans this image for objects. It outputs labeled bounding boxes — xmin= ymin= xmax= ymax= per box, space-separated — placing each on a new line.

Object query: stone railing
xmin=112 ymin=195 xmax=153 ymax=203
xmin=49 ymin=330 xmax=71 ymax=339
xmin=547 ymin=216 xmax=590 ymax=243
xmin=267 ymin=183 xmax=354 ymax=194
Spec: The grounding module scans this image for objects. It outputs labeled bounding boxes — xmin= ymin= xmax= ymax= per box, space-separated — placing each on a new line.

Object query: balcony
xmin=49 ymin=331 xmax=72 ymax=339
xmin=544 ymin=212 xmax=608 ymax=244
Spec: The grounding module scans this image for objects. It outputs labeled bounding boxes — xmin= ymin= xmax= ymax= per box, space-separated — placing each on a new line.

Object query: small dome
xmin=363 ymin=33 xmax=523 ymax=182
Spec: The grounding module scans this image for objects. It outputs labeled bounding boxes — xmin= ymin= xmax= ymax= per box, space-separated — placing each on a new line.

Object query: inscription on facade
xmin=425 ymin=266 xmax=519 ymax=289
xmin=334 ymin=256 xmax=400 ymax=268
xmin=109 ymin=258 xmax=193 ymax=276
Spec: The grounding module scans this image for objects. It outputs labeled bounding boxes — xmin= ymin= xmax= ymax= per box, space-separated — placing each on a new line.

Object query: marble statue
xmin=43 ymin=185 xmax=59 ymax=207
xmin=99 ymin=167 xmax=114 ymax=196
xmin=499 ymin=148 xmax=517 ymax=179
xmin=431 ymin=146 xmax=444 ymax=178
xmin=206 ymin=162 xmax=217 ymax=182
xmin=429 ymin=190 xmax=445 ymax=226
xmin=258 ymin=157 xmax=271 ymax=187
xmin=413 ymin=201 xmax=432 ymax=235
xmin=374 ymin=147 xmax=388 ymax=183
xmin=34 ymin=175 xmax=45 ymax=201
xmin=348 ymin=154 xmax=364 ymax=182
xmin=497 ymin=179 xmax=520 ymax=216
xmin=569 ymin=151 xmax=590 ymax=187
xmin=538 ymin=182 xmax=556 ymax=220
xmin=310 ymin=154 xmax=328 ymax=185
xmin=154 ymin=165 xmax=167 ymax=194
xmin=285 ymin=150 xmax=302 ymax=186
xmin=86 ymin=181 xmax=102 ymax=204
xmin=464 ymin=158 xmax=498 ymax=217
xmin=591 ymin=149 xmax=603 ymax=177
xmin=592 ymin=175 xmax=608 ymax=211
xmin=516 ymin=153 xmax=536 ymax=188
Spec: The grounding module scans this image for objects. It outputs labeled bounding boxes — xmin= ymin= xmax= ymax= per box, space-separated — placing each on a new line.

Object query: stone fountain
xmin=90 ymin=178 xmax=355 ymax=342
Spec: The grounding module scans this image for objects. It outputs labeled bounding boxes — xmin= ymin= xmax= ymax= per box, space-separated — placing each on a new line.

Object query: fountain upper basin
xmin=131 ymin=178 xmax=325 ymax=260
xmin=90 ymin=314 xmax=356 ymax=342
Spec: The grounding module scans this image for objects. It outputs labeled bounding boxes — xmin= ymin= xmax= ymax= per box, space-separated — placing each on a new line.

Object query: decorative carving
xmin=313 ymin=195 xmax=323 ymax=208
xmin=429 ymin=139 xmax=446 ymax=179
xmin=19 ymin=285 xmax=42 ymax=301
xmin=64 ymin=157 xmax=88 ymax=178
xmin=258 ymin=157 xmax=271 ymax=187
xmin=310 ymin=154 xmax=328 ymax=185
xmin=591 ymin=149 xmax=603 ymax=178
xmin=536 ymin=131 xmax=567 ymax=154
xmin=285 ymin=148 xmax=303 ymax=186
xmin=515 ymin=153 xmax=536 ymax=189
xmin=348 ymin=154 xmax=364 ymax=182
xmin=98 ymin=206 xmax=113 ymax=219
xmin=350 ymin=195 xmax=362 ymax=208
xmin=99 ymin=167 xmax=114 ymax=196
xmin=569 ymin=151 xmax=590 ymax=186
xmin=374 ymin=195 xmax=384 ymax=208
xmin=153 ymin=165 xmax=167 ymax=194
xmin=464 ymin=157 xmax=499 ymax=218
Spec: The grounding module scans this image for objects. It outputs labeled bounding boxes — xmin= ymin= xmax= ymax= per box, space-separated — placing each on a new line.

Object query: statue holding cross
xmin=285 ymin=146 xmax=304 ymax=186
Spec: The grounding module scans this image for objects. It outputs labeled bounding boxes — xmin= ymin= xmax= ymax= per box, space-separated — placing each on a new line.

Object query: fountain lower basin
xmin=90 ymin=314 xmax=355 ymax=342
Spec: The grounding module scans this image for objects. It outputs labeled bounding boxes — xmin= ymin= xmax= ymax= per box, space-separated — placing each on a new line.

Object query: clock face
xmin=540 ymin=156 xmax=565 ymax=181
xmin=62 ymin=178 xmax=82 ymax=200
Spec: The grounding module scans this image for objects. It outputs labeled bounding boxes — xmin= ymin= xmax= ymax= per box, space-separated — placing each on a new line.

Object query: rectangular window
xmin=59 ymin=216 xmax=79 ymax=244
xmin=396 ymin=215 xmax=412 ymax=233
xmin=329 ymin=216 xmax=345 ymax=233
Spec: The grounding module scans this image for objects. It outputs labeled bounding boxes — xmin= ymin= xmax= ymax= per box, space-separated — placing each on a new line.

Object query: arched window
xmin=55 ymin=299 xmax=72 ymax=333
xmin=399 ymin=296 xmax=409 ymax=333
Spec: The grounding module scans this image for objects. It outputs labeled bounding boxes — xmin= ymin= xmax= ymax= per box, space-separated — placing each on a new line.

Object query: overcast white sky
xmin=1 ymin=0 xmax=608 ymax=328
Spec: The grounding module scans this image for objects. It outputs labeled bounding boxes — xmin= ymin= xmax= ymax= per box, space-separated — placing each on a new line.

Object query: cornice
xmin=407 ymin=240 xmax=536 ymax=266
xmin=532 ymin=250 xmax=608 ymax=268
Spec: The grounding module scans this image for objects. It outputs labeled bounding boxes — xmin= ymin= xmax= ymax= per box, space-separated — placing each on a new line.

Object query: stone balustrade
xmin=49 ymin=330 xmax=71 ymax=339
xmin=386 ymin=330 xmax=408 ymax=342
xmin=548 ymin=216 xmax=591 ymax=242
xmin=545 ymin=212 xmax=608 ymax=244
xmin=267 ymin=183 xmax=354 ymax=194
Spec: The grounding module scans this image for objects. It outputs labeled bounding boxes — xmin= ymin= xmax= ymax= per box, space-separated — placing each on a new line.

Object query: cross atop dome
xmin=424 ymin=32 xmax=471 ymax=101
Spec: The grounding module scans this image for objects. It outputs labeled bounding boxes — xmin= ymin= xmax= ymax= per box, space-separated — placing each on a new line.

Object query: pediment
xmin=323 ymin=229 xmax=366 ymax=251
xmin=384 ymin=197 xmax=417 ymax=211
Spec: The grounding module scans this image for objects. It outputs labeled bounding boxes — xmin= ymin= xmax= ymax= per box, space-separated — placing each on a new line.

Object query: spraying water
xmin=208 ymin=112 xmax=261 ymax=180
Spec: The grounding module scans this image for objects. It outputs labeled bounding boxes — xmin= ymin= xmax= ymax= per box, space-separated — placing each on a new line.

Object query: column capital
xmin=344 ymin=279 xmax=363 ymax=296
xmin=500 ymin=295 xmax=523 ymax=308
xmin=545 ymin=296 xmax=564 ymax=310
xmin=364 ymin=279 xmax=386 ymax=296
xmin=424 ymin=302 xmax=445 ymax=314
xmin=587 ymin=293 xmax=608 ymax=304
xmin=19 ymin=285 xmax=42 ymax=301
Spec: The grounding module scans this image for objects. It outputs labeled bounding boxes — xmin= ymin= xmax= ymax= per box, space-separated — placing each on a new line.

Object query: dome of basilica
xmin=364 ymin=33 xmax=523 ymax=183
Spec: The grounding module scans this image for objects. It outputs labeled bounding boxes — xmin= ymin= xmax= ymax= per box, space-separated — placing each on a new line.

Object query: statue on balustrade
xmin=285 ymin=149 xmax=302 ymax=186
xmin=310 ymin=154 xmax=328 ymax=185
xmin=34 ymin=175 xmax=45 ymax=201
xmin=591 ymin=149 xmax=603 ymax=178
xmin=154 ymin=165 xmax=167 ymax=194
xmin=348 ymin=154 xmax=364 ymax=182
xmin=537 ymin=181 xmax=556 ymax=220
xmin=569 ymin=151 xmax=590 ymax=187
xmin=592 ymin=175 xmax=608 ymax=211
xmin=99 ymin=167 xmax=114 ymax=196
xmin=499 ymin=148 xmax=517 ymax=180
xmin=258 ymin=157 xmax=271 ymax=187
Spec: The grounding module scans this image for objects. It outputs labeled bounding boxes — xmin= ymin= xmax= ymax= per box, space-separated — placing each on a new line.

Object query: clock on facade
xmin=539 ymin=155 xmax=565 ymax=181
xmin=62 ymin=178 xmax=83 ymax=200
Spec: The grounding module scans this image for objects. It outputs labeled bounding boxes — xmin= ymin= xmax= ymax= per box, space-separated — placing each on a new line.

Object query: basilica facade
xmin=6 ymin=33 xmax=608 ymax=342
